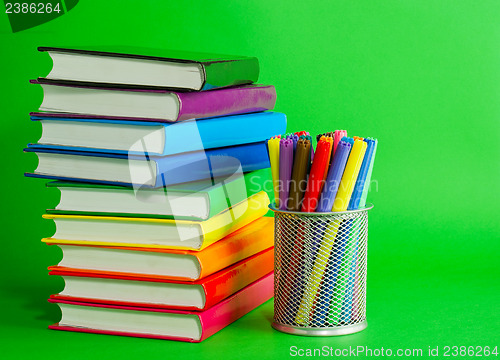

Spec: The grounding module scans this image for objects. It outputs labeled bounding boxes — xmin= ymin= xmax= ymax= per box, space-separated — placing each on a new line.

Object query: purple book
xmin=31 ymin=79 xmax=276 ymax=122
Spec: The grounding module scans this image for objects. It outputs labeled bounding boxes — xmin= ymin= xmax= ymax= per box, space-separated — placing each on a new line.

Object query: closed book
xmin=48 ymin=272 xmax=274 ymax=342
xmin=48 ymin=247 xmax=273 ymax=311
xmin=32 ymin=82 xmax=277 ymax=122
xmin=24 ymin=141 xmax=270 ymax=188
xmin=46 ymin=169 xmax=271 ymax=221
xmin=30 ymin=111 xmax=286 ymax=155
xmin=43 ymin=216 xmax=274 ymax=281
xmin=42 ymin=191 xmax=270 ymax=251
xmin=38 ymin=46 xmax=259 ymax=91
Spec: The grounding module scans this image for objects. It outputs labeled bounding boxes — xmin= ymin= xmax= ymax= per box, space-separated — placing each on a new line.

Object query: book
xmin=30 ymin=111 xmax=286 ymax=155
xmin=42 ymin=191 xmax=270 ymax=250
xmin=48 ymin=272 xmax=274 ymax=342
xmin=24 ymin=141 xmax=270 ymax=188
xmin=32 ymin=82 xmax=277 ymax=122
xmin=38 ymin=46 xmax=259 ymax=91
xmin=48 ymin=247 xmax=273 ymax=310
xmin=43 ymin=216 xmax=274 ymax=280
xmin=46 ymin=169 xmax=270 ymax=221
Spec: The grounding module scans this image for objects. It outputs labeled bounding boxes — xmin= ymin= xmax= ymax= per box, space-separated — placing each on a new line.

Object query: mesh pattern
xmin=273 ymin=210 xmax=368 ymax=329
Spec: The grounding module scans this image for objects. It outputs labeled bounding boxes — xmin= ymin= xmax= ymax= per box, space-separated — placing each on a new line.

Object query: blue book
xmin=24 ymin=142 xmax=270 ymax=188
xmin=31 ymin=112 xmax=286 ymax=156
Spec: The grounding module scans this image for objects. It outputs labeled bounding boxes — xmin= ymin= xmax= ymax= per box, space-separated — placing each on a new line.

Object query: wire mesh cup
xmin=270 ymin=204 xmax=373 ymax=336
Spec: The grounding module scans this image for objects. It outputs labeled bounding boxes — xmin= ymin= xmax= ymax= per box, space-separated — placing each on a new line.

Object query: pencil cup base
xmin=271 ymin=320 xmax=367 ymax=337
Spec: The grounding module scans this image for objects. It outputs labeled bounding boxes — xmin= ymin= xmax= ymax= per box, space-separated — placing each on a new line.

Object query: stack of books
xmin=25 ymin=47 xmax=287 ymax=342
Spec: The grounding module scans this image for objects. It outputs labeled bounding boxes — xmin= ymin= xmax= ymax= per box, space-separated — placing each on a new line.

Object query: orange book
xmin=45 ymin=217 xmax=274 ymax=281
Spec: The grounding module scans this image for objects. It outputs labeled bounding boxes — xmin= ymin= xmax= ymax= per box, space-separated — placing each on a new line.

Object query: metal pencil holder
xmin=270 ymin=205 xmax=373 ymax=336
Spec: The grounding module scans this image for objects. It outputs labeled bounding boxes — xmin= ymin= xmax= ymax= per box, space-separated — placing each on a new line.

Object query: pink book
xmin=48 ymin=272 xmax=273 ymax=342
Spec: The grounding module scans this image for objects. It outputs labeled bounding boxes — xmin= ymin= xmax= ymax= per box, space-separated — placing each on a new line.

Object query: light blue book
xmin=31 ymin=111 xmax=286 ymax=156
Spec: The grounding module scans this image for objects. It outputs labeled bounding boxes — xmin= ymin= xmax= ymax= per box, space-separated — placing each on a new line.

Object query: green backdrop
xmin=1 ymin=1 xmax=498 ymax=358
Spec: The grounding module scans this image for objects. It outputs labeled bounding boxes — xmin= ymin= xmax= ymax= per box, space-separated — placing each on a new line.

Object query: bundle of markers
xmin=268 ymin=130 xmax=378 ymax=329
xmin=267 ymin=130 xmax=377 ymax=213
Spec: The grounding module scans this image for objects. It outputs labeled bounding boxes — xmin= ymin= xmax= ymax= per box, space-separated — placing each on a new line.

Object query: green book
xmin=37 ymin=46 xmax=259 ymax=91
xmin=46 ymin=168 xmax=271 ymax=221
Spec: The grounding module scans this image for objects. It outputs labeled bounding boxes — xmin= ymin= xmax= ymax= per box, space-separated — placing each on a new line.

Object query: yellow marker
xmin=268 ymin=137 xmax=281 ymax=208
xmin=332 ymin=139 xmax=367 ymax=212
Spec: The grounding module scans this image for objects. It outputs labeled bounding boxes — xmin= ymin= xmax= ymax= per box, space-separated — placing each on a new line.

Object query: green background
xmin=1 ymin=0 xmax=498 ymax=358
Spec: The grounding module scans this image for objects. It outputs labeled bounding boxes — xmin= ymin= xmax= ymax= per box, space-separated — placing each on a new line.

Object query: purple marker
xmin=279 ymin=138 xmax=294 ymax=210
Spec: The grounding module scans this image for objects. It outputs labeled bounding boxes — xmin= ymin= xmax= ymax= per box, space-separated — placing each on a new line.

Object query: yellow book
xmin=42 ymin=191 xmax=270 ymax=251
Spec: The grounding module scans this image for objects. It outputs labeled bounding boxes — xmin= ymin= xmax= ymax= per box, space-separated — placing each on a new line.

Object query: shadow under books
xmin=5 ymin=277 xmax=63 ymax=324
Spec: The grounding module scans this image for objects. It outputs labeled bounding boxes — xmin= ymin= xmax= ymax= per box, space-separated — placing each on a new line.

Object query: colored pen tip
xmin=339 ymin=140 xmax=351 ymax=148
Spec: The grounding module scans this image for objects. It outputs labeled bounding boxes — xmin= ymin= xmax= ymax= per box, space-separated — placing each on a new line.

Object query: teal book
xmin=46 ymin=168 xmax=271 ymax=221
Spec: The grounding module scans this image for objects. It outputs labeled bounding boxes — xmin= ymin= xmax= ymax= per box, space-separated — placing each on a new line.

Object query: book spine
xmin=176 ymin=86 xmax=276 ymax=121
xmin=198 ymin=272 xmax=274 ymax=341
xmin=201 ymin=58 xmax=259 ymax=90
